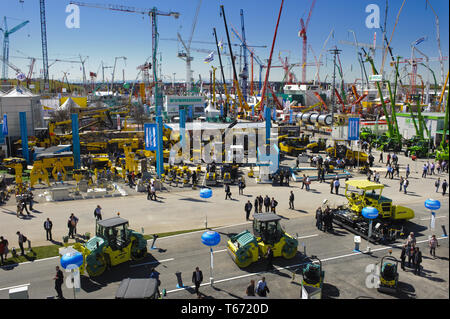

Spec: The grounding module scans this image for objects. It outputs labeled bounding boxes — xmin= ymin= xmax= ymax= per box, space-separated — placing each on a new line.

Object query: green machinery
xmin=72 ymin=217 xmax=147 ymax=277
xmin=436 ymin=92 xmax=449 ymax=161
xmin=300 ymin=255 xmax=325 ymax=299
xmin=227 ymin=213 xmax=298 ymax=268
xmin=360 ymin=127 xmax=377 ymax=144
xmin=365 ymin=54 xmax=403 ymax=152
xmin=378 ymin=255 xmax=399 ymax=294
xmin=404 ymin=97 xmax=434 ymax=158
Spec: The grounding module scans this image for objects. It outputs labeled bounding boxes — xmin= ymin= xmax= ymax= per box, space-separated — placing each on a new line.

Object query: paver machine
xmin=331 ymin=180 xmax=414 ymax=243
xmin=377 ymin=255 xmax=399 ymax=294
xmin=72 ymin=216 xmax=148 ymax=277
xmin=227 ymin=213 xmax=298 ymax=268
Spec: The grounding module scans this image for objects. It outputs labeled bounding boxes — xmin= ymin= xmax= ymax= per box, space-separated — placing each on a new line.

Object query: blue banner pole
xmin=71 ymin=113 xmax=81 ymax=169
xmin=19 ymin=112 xmax=29 ymax=164
xmin=265 ymin=107 xmax=271 ymax=145
xmin=179 ymin=108 xmax=186 ymax=149
xmin=156 ymin=116 xmax=164 ymax=178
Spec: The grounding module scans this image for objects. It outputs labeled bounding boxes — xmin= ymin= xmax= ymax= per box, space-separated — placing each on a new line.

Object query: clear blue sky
xmin=2 ymin=0 xmax=449 ymax=86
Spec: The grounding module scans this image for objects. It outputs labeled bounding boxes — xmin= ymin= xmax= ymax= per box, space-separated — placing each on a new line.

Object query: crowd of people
xmin=245 ymin=195 xmax=279 ymax=220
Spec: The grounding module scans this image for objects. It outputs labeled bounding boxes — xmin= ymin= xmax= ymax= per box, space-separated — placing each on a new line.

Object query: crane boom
xmin=40 ymin=0 xmax=50 ymax=91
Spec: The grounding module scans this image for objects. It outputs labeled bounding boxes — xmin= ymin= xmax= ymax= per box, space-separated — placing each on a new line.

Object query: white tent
xmin=59 ymin=97 xmax=81 ymax=110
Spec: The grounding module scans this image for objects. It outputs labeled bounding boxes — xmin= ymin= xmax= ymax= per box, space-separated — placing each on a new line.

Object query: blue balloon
xmin=201 ymin=231 xmax=221 ymax=246
xmin=200 ymin=188 xmax=212 ymax=199
xmin=425 ymin=199 xmax=440 ymax=211
xmin=361 ymin=206 xmax=379 ymax=219
xmin=60 ymin=251 xmax=83 ymax=269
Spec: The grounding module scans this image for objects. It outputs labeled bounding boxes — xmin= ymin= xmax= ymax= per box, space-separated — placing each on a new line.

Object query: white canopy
xmin=59 ymin=97 xmax=81 ymax=110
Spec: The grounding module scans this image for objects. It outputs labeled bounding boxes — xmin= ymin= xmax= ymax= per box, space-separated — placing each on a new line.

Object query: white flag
xmin=204 ymin=52 xmax=214 ymax=63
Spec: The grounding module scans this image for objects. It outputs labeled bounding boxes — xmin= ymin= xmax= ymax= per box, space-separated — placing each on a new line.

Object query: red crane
xmin=298 ymin=0 xmax=316 ymax=84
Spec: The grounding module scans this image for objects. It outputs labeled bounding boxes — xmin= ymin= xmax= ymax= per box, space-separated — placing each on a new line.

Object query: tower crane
xmin=176 ymin=0 xmax=202 ymax=92
xmin=425 ymin=0 xmax=445 ymax=88
xmin=230 ymin=26 xmax=265 ymax=93
xmin=110 ymin=56 xmax=127 ymax=92
xmin=239 ymin=9 xmax=249 ymax=102
xmin=101 ymin=61 xmax=112 ymax=86
xmin=298 ymin=0 xmax=316 ymax=83
xmin=0 ymin=17 xmax=29 ymax=80
xmin=70 ymin=1 xmax=180 ymax=114
xmin=40 ymin=0 xmax=50 ymax=91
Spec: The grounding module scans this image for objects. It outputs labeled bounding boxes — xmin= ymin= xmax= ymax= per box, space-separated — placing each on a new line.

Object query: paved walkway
xmin=0 ymin=151 xmax=447 ymax=248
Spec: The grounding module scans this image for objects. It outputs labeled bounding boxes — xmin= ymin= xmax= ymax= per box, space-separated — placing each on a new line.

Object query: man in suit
xmin=225 ymin=184 xmax=232 ymax=200
xmin=192 ymin=267 xmax=203 ymax=298
xmin=245 ymin=201 xmax=252 ymax=221
xmin=44 ymin=218 xmax=53 ymax=241
xmin=54 ymin=266 xmax=64 ymax=299
xmin=289 ymin=191 xmax=295 ymax=209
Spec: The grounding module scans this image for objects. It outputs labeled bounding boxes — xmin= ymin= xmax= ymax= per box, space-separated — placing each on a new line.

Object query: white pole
xmin=367 ymin=220 xmax=373 ymax=253
xmin=210 ymin=247 xmax=214 ymax=286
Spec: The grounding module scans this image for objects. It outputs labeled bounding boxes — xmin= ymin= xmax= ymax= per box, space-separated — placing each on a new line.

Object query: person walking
xmin=258 ymin=195 xmax=263 ymax=213
xmin=413 ymin=247 xmax=422 ymax=276
xmin=379 ymin=152 xmax=383 ymax=163
xmin=238 ymin=178 xmax=245 ymax=195
xmin=305 ymin=176 xmax=311 ymax=191
xmin=254 ymin=197 xmax=259 ymax=214
xmin=44 ymin=218 xmax=53 ymax=241
xmin=16 ymin=231 xmax=27 ymax=256
xmin=270 ymin=197 xmax=278 ymax=213
xmin=334 ymin=178 xmax=340 ymax=195
xmin=54 ymin=266 xmax=64 ymax=299
xmin=394 ymin=163 xmax=400 ymax=178
xmin=225 ymin=184 xmax=232 ymax=200
xmin=256 ymin=277 xmax=269 ymax=297
xmin=403 ymin=178 xmax=409 ymax=194
xmin=386 ymin=153 xmax=391 ymax=165
xmin=245 ymin=201 xmax=252 ymax=221
xmin=146 ymin=183 xmax=152 ymax=200
xmin=422 ymin=163 xmax=428 ymax=178
xmin=192 ymin=267 xmax=203 ymax=298
xmin=400 ymin=244 xmax=407 ymax=271
xmin=330 ymin=178 xmax=335 ymax=194
xmin=70 ymin=213 xmax=79 ymax=236
xmin=430 ymin=162 xmax=435 ymax=175
xmin=301 ymin=174 xmax=306 ymax=190
xmin=406 ymin=164 xmax=410 ymax=179
xmin=0 ymin=237 xmax=5 ymax=264
xmin=442 ymin=179 xmax=448 ymax=196
xmin=246 ymin=280 xmax=255 ymax=296
xmin=399 ymin=176 xmax=404 ymax=192
xmin=264 ymin=195 xmax=270 ymax=213
xmin=94 ymin=205 xmax=102 ymax=221
xmin=0 ymin=236 xmax=8 ymax=262
xmin=150 ymin=182 xmax=156 ymax=201
xmin=429 ymin=234 xmax=438 ymax=259
xmin=67 ymin=217 xmax=75 ymax=239
xmin=435 ymin=178 xmax=441 ymax=193
xmin=289 ymin=191 xmax=295 ymax=209
xmin=265 ymin=246 xmax=274 ymax=271
xmin=315 ymin=207 xmax=323 ymax=231
xmin=26 ymin=190 xmax=34 ymax=211
xmin=385 ymin=164 xmax=391 ymax=179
